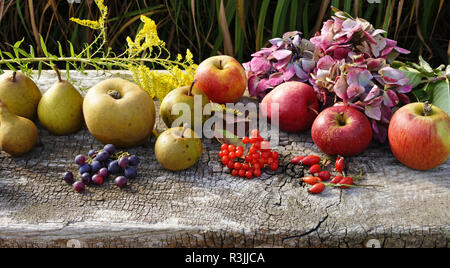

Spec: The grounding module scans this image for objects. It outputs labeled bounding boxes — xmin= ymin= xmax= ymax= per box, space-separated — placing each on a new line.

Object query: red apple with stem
xmin=261 ymin=82 xmax=319 ymax=133
xmin=311 ymin=105 xmax=373 ymax=157
xmin=194 ymin=56 xmax=247 ymax=104
xmin=388 ymin=102 xmax=450 ymax=170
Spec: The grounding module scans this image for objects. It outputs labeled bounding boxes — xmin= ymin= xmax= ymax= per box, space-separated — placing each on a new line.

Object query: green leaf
xmin=399 ymin=67 xmax=423 ymax=88
xmin=57 ymin=41 xmax=64 ymax=58
xmin=40 ymin=35 xmax=49 ymax=57
xmin=430 ymin=79 xmax=450 ymax=116
xmin=37 ymin=61 xmax=43 ymax=79
xmin=419 ymin=56 xmax=433 ymax=73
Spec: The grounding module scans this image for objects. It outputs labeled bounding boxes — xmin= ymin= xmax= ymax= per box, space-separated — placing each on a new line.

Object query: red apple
xmin=388 ymin=102 xmax=450 ymax=170
xmin=194 ymin=56 xmax=247 ymax=104
xmin=261 ymin=82 xmax=319 ymax=133
xmin=311 ymin=106 xmax=373 ymax=157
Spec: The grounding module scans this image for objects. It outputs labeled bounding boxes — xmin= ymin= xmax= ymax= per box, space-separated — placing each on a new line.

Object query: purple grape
xmin=63 ymin=172 xmax=74 ymax=184
xmin=95 ymin=151 xmax=110 ymax=162
xmin=75 ymin=155 xmax=86 ymax=166
xmin=91 ymin=160 xmax=103 ymax=173
xmin=105 ymin=158 xmax=113 ymax=167
xmin=73 ymin=181 xmax=86 ymax=193
xmin=124 ymin=166 xmax=137 ymax=179
xmin=118 ymin=157 xmax=129 ymax=169
xmin=108 ymin=160 xmax=121 ymax=174
xmin=92 ymin=174 xmax=104 ymax=185
xmin=79 ymin=163 xmax=91 ymax=175
xmin=128 ymin=155 xmax=140 ymax=167
xmin=104 ymin=144 xmax=116 ymax=154
xmin=98 ymin=168 xmax=109 ymax=178
xmin=81 ymin=173 xmax=92 ymax=185
xmin=114 ymin=176 xmax=128 ymax=188
xmin=88 ymin=149 xmax=97 ymax=158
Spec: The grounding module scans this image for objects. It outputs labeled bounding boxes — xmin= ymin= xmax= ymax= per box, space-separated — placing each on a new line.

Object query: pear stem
xmin=423 ymin=101 xmax=433 ymax=117
xmin=180 ymin=123 xmax=189 ymax=138
xmin=53 ymin=65 xmax=63 ymax=82
xmin=188 ymin=80 xmax=196 ymax=97
xmin=11 ymin=72 xmax=17 ymax=82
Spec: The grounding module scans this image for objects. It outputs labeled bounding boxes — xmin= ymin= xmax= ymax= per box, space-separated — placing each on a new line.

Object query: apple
xmin=311 ymin=105 xmax=373 ymax=156
xmin=194 ymin=55 xmax=247 ymax=104
xmin=260 ymin=81 xmax=319 ymax=133
xmin=388 ymin=102 xmax=450 ymax=170
xmin=83 ymin=78 xmax=156 ymax=148
xmin=160 ymin=81 xmax=210 ymax=131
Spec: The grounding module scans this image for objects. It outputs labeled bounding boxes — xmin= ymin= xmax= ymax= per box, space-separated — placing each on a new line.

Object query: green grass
xmin=0 ymin=0 xmax=447 ymax=66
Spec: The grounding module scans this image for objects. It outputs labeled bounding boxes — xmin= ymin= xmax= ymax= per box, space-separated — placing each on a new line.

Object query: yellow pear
xmin=38 ymin=68 xmax=84 ymax=135
xmin=0 ymin=71 xmax=42 ymax=120
xmin=0 ymin=100 xmax=38 ymax=156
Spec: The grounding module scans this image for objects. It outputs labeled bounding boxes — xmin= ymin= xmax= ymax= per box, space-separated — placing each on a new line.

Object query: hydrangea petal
xmin=272 ymin=49 xmax=292 ymax=60
xmin=250 ymin=56 xmax=272 ymax=74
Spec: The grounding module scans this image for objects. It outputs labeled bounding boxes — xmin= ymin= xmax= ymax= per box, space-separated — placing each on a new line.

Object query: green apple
xmin=160 ymin=81 xmax=210 ymax=132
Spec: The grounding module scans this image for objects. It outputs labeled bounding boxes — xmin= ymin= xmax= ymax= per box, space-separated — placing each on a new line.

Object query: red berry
xmin=242 ymin=137 xmax=250 ymax=144
xmin=235 ymin=150 xmax=243 ymax=158
xmin=219 ymin=150 xmax=225 ymax=157
xmin=318 ymin=171 xmax=331 ymax=181
xmin=270 ymin=163 xmax=278 ymax=171
xmin=239 ymin=169 xmax=246 ymax=177
xmin=339 ymin=177 xmax=354 ymax=189
xmin=335 ymin=157 xmax=345 ymax=174
xmin=237 ymin=146 xmax=244 ymax=152
xmin=228 ymin=145 xmax=236 ymax=152
xmin=302 ymin=176 xmax=322 ymax=185
xmin=227 ymin=160 xmax=235 ymax=169
xmin=252 ymin=163 xmax=261 ymax=170
xmin=243 ymin=163 xmax=250 ymax=171
xmin=271 ymin=152 xmax=279 ymax=159
xmin=222 ymin=156 xmax=230 ymax=165
xmin=221 ymin=144 xmax=228 ymax=151
xmin=252 ymin=153 xmax=261 ymax=160
xmin=259 ymin=158 xmax=266 ymax=166
xmin=291 ymin=156 xmax=305 ymax=165
xmin=302 ymin=155 xmax=321 ymax=166
xmin=309 ymin=164 xmax=321 ymax=175
xmin=261 ymin=152 xmax=270 ymax=159
xmin=229 ymin=152 xmax=236 ymax=160
xmin=234 ymin=162 xmax=242 ymax=170
xmin=267 ymin=157 xmax=275 ymax=165
xmin=309 ymin=183 xmax=325 ymax=194
xmin=232 ymin=169 xmax=239 ymax=177
xmin=253 ymin=169 xmax=262 ymax=177
xmin=249 ymin=146 xmax=258 ymax=154
xmin=73 ymin=181 xmax=86 ymax=193
xmin=245 ymin=156 xmax=252 ymax=163
xmin=245 ymin=171 xmax=253 ymax=179
xmin=330 ymin=176 xmax=343 ymax=184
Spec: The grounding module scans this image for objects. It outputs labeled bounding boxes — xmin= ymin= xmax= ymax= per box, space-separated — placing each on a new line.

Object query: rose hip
xmin=318 ymin=171 xmax=331 ymax=181
xmin=302 ymin=155 xmax=321 ymax=166
xmin=309 ymin=183 xmax=325 ymax=194
xmin=330 ymin=176 xmax=343 ymax=184
xmin=291 ymin=156 xmax=305 ymax=165
xmin=339 ymin=177 xmax=354 ymax=189
xmin=309 ymin=164 xmax=321 ymax=175
xmin=335 ymin=156 xmax=345 ymax=174
xmin=302 ymin=176 xmax=322 ymax=185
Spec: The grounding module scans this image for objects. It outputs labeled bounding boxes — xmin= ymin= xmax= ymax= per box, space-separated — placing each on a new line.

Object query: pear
xmin=0 ymin=100 xmax=38 ymax=156
xmin=0 ymin=71 xmax=42 ymax=120
xmin=37 ymin=68 xmax=84 ymax=135
xmin=160 ymin=80 xmax=210 ymax=132
xmin=155 ymin=125 xmax=203 ymax=171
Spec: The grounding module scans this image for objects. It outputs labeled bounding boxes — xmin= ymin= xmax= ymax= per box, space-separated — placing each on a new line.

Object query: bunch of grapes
xmin=62 ymin=144 xmax=140 ymax=193
xmin=218 ymin=129 xmax=280 ymax=179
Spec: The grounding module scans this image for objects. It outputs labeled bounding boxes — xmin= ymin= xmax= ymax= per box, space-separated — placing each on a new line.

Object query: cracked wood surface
xmin=0 ymin=71 xmax=449 ymax=248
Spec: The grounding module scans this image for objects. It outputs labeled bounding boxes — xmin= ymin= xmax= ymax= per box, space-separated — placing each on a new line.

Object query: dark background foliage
xmin=0 ymin=0 xmax=448 ymax=66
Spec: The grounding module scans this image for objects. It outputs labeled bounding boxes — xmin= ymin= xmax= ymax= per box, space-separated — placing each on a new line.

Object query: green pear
xmin=0 ymin=100 xmax=38 ymax=156
xmin=155 ymin=125 xmax=203 ymax=171
xmin=0 ymin=71 xmax=42 ymax=120
xmin=37 ymin=68 xmax=84 ymax=135
xmin=160 ymin=81 xmax=210 ymax=132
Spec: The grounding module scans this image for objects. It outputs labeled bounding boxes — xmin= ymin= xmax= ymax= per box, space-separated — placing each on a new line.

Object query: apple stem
xmin=308 ymin=107 xmax=319 ymax=115
xmin=107 ymin=90 xmax=122 ymax=100
xmin=338 ymin=112 xmax=346 ymax=126
xmin=218 ymin=60 xmax=223 ymax=70
xmin=188 ymin=80 xmax=196 ymax=97
xmin=53 ymin=65 xmax=63 ymax=82
xmin=11 ymin=71 xmax=17 ymax=82
xmin=423 ymin=101 xmax=433 ymax=116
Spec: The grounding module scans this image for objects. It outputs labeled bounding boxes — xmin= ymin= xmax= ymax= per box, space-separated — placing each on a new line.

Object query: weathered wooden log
xmin=0 ymin=71 xmax=448 ymax=248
